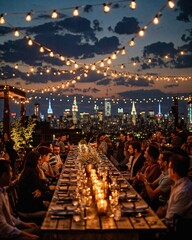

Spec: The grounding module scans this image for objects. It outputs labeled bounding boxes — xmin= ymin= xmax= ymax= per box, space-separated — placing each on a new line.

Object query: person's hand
xmin=32 ymin=189 xmax=42 ymax=198
xmin=138 ymin=173 xmax=146 ymax=182
xmin=21 ymin=221 xmax=38 ymax=228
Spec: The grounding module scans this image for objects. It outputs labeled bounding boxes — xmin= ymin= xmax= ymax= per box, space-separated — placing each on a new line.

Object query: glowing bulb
xmin=26 ymin=12 xmax=32 ymax=21
xmin=121 ymin=47 xmax=126 ymax=55
xmin=168 ymin=0 xmax=175 ymax=8
xmin=0 ymin=14 xmax=5 ymax=24
xmin=66 ymin=59 xmax=71 ymax=65
xmin=129 ymin=38 xmax=135 ymax=46
xmin=30 ymin=66 xmax=34 ymax=72
xmin=39 ymin=45 xmax=44 ymax=53
xmin=180 ymin=51 xmax=184 ymax=55
xmin=103 ymin=4 xmax=110 ymax=13
xmin=100 ymin=61 xmax=104 ymax=67
xmin=74 ymin=62 xmax=79 ymax=68
xmin=148 ymin=58 xmax=152 ymax=63
xmin=15 ymin=64 xmax=18 ymax=69
xmin=73 ymin=7 xmax=79 ymax=16
xmin=130 ymin=0 xmax=136 ymax=10
xmin=138 ymin=28 xmax=145 ymax=37
xmin=153 ymin=15 xmax=159 ymax=24
xmin=51 ymin=10 xmax=58 ymax=19
xmin=60 ymin=55 xmax=65 ymax=61
xmin=91 ymin=64 xmax=96 ymax=70
xmin=14 ymin=29 xmax=20 ymax=37
xmin=50 ymin=51 xmax=54 ymax=57
xmin=120 ymin=64 xmax=125 ymax=69
xmin=28 ymin=38 xmax=33 ymax=46
xmin=111 ymin=52 xmax=117 ymax=60
xmin=133 ymin=62 xmax=137 ymax=66
xmin=107 ymin=57 xmax=112 ymax=64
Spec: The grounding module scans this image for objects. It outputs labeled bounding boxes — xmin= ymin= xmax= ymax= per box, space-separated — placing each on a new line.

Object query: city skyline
xmin=0 ymin=0 xmax=191 ymax=116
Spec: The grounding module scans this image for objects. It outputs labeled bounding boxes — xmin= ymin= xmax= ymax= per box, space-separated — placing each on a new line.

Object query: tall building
xmin=72 ymin=96 xmax=78 ymax=124
xmin=47 ymin=98 xmax=53 ymax=118
xmin=158 ymin=101 xmax=162 ymax=115
xmin=131 ymin=101 xmax=137 ymax=125
xmin=105 ymin=98 xmax=111 ymax=116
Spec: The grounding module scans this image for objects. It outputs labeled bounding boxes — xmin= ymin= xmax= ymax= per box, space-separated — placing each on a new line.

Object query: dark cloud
xmin=84 ymin=5 xmax=93 ymax=13
xmin=176 ymin=0 xmax=192 ymax=22
xmin=0 ymin=26 xmax=12 ymax=35
xmin=143 ymin=42 xmax=177 ymax=58
xmin=114 ymin=17 xmax=140 ymax=35
xmin=35 ymin=12 xmax=67 ymax=21
xmin=93 ymin=20 xmax=103 ymax=32
xmin=96 ymin=78 xmax=111 ymax=85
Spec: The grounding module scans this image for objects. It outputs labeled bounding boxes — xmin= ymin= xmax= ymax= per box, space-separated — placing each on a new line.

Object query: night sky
xmin=0 ymin=0 xmax=191 ymax=118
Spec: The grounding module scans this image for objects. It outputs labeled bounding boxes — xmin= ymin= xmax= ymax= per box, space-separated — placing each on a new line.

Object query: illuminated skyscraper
xmin=72 ymin=96 xmax=78 ymax=124
xmin=158 ymin=101 xmax=162 ymax=115
xmin=105 ymin=98 xmax=111 ymax=116
xmin=47 ymin=98 xmax=53 ymax=117
xmin=131 ymin=101 xmax=137 ymax=125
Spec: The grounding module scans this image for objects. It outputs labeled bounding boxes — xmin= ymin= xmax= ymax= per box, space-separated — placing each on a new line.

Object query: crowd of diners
xmin=0 ymin=126 xmax=192 ymax=240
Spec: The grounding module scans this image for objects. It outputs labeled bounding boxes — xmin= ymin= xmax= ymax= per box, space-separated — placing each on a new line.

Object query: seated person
xmin=0 ymin=159 xmax=42 ymax=239
xmin=17 ymin=151 xmax=49 ymax=224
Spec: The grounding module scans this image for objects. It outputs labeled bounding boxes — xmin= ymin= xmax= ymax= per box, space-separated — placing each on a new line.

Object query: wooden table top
xmin=41 ymin=146 xmax=167 ymax=240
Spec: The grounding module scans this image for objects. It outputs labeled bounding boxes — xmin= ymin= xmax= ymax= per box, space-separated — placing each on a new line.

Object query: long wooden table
xmin=41 ymin=146 xmax=167 ymax=240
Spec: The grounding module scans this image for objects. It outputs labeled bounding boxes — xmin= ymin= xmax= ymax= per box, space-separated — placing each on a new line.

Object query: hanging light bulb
xmin=0 ymin=14 xmax=5 ymax=24
xmin=46 ymin=68 xmax=50 ymax=73
xmin=107 ymin=57 xmax=112 ymax=64
xmin=153 ymin=15 xmax=159 ymax=24
xmin=100 ymin=60 xmax=104 ymax=67
xmin=138 ymin=28 xmax=145 ymax=37
xmin=74 ymin=62 xmax=79 ymax=69
xmin=148 ymin=58 xmax=152 ymax=63
xmin=39 ymin=45 xmax=44 ymax=53
xmin=73 ymin=7 xmax=79 ymax=16
xmin=51 ymin=10 xmax=58 ymax=19
xmin=103 ymin=4 xmax=110 ymax=13
xmin=121 ymin=47 xmax=126 ymax=55
xmin=111 ymin=52 xmax=117 ymax=60
xmin=60 ymin=55 xmax=65 ymax=61
xmin=26 ymin=12 xmax=32 ymax=21
xmin=120 ymin=64 xmax=125 ymax=69
xmin=129 ymin=38 xmax=135 ymax=46
xmin=168 ymin=0 xmax=175 ymax=8
xmin=30 ymin=66 xmax=34 ymax=72
xmin=66 ymin=59 xmax=71 ymax=65
xmin=84 ymin=64 xmax=89 ymax=69
xmin=14 ymin=64 xmax=18 ymax=69
xmin=91 ymin=64 xmax=96 ymax=70
xmin=14 ymin=28 xmax=20 ymax=37
xmin=130 ymin=0 xmax=136 ymax=10
xmin=28 ymin=38 xmax=33 ymax=46
xmin=180 ymin=51 xmax=184 ymax=55
xmin=50 ymin=51 xmax=54 ymax=57
xmin=133 ymin=61 xmax=137 ymax=66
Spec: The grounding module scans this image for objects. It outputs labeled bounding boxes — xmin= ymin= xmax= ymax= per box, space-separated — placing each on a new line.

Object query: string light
xmin=73 ymin=7 xmax=79 ymax=16
xmin=153 ymin=15 xmax=159 ymax=24
xmin=51 ymin=10 xmax=58 ymax=19
xmin=103 ymin=4 xmax=110 ymax=13
xmin=129 ymin=38 xmax=135 ymax=46
xmin=121 ymin=47 xmax=126 ymax=55
xmin=138 ymin=28 xmax=145 ymax=37
xmin=39 ymin=45 xmax=44 ymax=53
xmin=14 ymin=28 xmax=20 ymax=37
xmin=49 ymin=51 xmax=54 ymax=57
xmin=168 ymin=0 xmax=175 ymax=9
xmin=28 ymin=38 xmax=33 ymax=46
xmin=0 ymin=14 xmax=5 ymax=24
xmin=129 ymin=0 xmax=136 ymax=10
xmin=26 ymin=12 xmax=32 ymax=21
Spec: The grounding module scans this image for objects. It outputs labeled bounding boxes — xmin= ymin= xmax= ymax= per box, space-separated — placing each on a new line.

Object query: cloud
xmin=176 ymin=0 xmax=192 ymax=22
xmin=113 ymin=17 xmax=140 ymax=35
